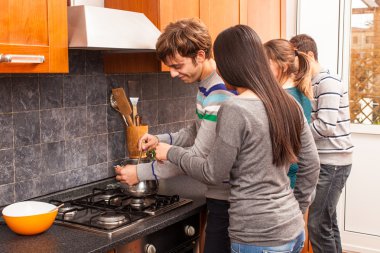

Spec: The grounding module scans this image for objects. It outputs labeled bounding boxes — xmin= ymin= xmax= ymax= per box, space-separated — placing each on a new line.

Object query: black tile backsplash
xmin=0 ymin=114 xmax=13 ymax=149
xmin=0 ymin=50 xmax=196 ymax=207
xmin=14 ymin=145 xmax=42 ymax=181
xmin=0 ymin=77 xmax=12 ymax=113
xmin=12 ymin=77 xmax=39 ymax=112
xmin=13 ymin=111 xmax=40 ymax=147
xmin=39 ymin=75 xmax=63 ymax=109
xmin=0 ymin=149 xmax=13 ymax=185
xmin=63 ymin=75 xmax=86 ymax=107
xmin=40 ymin=108 xmax=65 ymax=143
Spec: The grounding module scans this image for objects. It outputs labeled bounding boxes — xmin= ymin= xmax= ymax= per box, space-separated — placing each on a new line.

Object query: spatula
xmin=111 ymin=88 xmax=134 ymax=126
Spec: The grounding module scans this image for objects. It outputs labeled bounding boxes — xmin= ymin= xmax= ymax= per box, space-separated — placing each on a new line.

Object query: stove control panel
xmin=184 ymin=225 xmax=195 ymax=237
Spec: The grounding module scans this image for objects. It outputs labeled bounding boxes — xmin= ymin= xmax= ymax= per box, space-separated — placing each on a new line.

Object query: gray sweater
xmin=311 ymin=68 xmax=353 ymax=165
xmin=168 ymin=97 xmax=320 ymax=245
xmin=137 ymin=71 xmax=235 ymax=200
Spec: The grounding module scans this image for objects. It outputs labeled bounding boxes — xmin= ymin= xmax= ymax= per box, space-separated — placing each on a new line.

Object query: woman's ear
xmin=307 ymin=51 xmax=315 ymax=61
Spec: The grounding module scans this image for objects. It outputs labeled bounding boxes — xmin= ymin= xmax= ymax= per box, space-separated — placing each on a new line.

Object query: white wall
xmin=297 ymin=0 xmax=343 ymax=76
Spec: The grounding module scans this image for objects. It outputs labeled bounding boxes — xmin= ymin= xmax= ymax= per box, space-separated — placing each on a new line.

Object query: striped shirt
xmin=310 ymin=68 xmax=353 ymax=165
xmin=137 ymin=71 xmax=236 ymax=200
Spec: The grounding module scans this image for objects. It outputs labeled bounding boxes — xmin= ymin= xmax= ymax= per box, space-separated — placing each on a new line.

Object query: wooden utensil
xmin=48 ymin=203 xmax=64 ymax=213
xmin=111 ymin=88 xmax=134 ymax=126
xmin=110 ymin=94 xmax=129 ymax=126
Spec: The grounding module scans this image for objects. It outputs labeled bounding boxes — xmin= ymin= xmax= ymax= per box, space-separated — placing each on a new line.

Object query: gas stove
xmin=49 ymin=183 xmax=192 ymax=238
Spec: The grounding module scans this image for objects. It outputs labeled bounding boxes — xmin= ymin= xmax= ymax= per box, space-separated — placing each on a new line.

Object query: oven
xmin=115 ymin=213 xmax=200 ymax=253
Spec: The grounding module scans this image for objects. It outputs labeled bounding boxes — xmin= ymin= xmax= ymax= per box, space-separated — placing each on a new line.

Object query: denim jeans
xmin=308 ymin=164 xmax=352 ymax=253
xmin=204 ymin=198 xmax=231 ymax=253
xmin=231 ymin=231 xmax=305 ymax=253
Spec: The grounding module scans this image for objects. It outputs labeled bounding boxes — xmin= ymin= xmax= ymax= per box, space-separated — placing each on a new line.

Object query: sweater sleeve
xmin=167 ymin=138 xmax=237 ymax=185
xmin=136 ymin=160 xmax=185 ymax=181
xmin=156 ymin=121 xmax=197 ymax=147
xmin=294 ymin=117 xmax=320 ymax=213
xmin=167 ymin=105 xmax=241 ymax=185
xmin=311 ymin=77 xmax=342 ymax=140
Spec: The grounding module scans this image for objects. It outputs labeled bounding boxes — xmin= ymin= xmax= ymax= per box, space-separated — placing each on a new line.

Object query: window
xmin=350 ymin=0 xmax=380 ymax=125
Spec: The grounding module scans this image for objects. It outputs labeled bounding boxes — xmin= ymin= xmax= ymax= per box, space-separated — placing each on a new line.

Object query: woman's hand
xmin=114 ymin=165 xmax=139 ymax=185
xmin=138 ymin=133 xmax=159 ymax=151
xmin=155 ymin=143 xmax=172 ymax=161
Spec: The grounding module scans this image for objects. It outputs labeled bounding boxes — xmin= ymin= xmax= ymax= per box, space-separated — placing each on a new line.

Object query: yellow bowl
xmin=2 ymin=201 xmax=58 ymax=235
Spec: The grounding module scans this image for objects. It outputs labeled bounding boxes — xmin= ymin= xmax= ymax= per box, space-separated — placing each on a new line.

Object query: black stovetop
xmin=49 ymin=183 xmax=192 ymax=238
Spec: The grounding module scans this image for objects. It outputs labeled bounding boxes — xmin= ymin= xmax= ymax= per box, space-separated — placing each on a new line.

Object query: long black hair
xmin=213 ymin=25 xmax=304 ymax=167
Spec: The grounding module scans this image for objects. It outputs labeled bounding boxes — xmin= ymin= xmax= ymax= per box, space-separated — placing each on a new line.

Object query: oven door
xmin=116 ymin=213 xmax=200 ymax=253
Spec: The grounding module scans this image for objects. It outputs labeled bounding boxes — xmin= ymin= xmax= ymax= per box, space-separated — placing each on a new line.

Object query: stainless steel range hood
xmin=67 ymin=5 xmax=161 ymax=51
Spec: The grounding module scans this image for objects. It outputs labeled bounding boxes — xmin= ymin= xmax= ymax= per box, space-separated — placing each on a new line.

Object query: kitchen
xmin=1 ymin=0 xmax=380 ymax=253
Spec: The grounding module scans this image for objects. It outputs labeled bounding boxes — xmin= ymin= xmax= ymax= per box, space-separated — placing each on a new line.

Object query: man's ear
xmin=196 ymin=50 xmax=206 ymax=63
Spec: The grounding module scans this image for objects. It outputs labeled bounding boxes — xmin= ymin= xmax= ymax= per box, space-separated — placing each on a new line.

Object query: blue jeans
xmin=231 ymin=231 xmax=305 ymax=253
xmin=308 ymin=164 xmax=352 ymax=253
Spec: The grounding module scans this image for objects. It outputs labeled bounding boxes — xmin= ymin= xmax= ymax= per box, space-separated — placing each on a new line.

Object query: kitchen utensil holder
xmin=126 ymin=125 xmax=148 ymax=158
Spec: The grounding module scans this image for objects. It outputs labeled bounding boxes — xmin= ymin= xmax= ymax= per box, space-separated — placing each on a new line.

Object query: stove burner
xmin=96 ymin=212 xmax=129 ymax=226
xmin=96 ymin=191 xmax=115 ymax=202
xmin=130 ymin=198 xmax=148 ymax=210
xmin=58 ymin=206 xmax=78 ymax=220
xmin=93 ymin=189 xmax=124 ymax=206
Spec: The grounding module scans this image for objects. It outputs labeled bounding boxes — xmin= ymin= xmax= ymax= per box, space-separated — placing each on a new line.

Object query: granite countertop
xmin=0 ymin=175 xmax=207 ymax=253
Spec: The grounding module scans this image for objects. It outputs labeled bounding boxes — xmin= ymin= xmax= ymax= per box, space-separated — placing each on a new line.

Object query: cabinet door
xmin=244 ymin=0 xmax=286 ymax=43
xmin=160 ymin=0 xmax=200 ymax=30
xmin=0 ymin=0 xmax=68 ymax=73
xmin=200 ymin=0 xmax=241 ymax=43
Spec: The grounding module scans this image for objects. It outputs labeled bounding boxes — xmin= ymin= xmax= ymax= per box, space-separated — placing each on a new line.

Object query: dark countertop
xmin=0 ymin=175 xmax=207 ymax=253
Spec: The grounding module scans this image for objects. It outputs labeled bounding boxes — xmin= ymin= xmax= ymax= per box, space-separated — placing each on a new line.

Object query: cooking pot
xmin=2 ymin=201 xmax=58 ymax=235
xmin=120 ymin=158 xmax=159 ymax=197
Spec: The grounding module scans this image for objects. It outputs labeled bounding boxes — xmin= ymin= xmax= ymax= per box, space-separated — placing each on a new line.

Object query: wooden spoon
xmin=48 ymin=203 xmax=64 ymax=213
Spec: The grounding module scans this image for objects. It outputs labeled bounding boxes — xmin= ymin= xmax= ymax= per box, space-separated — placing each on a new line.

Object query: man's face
xmin=165 ymin=53 xmax=203 ymax=84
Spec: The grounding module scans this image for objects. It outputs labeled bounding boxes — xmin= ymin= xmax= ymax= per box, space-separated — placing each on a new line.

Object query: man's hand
xmin=155 ymin=143 xmax=172 ymax=161
xmin=138 ymin=133 xmax=159 ymax=151
xmin=114 ymin=165 xmax=139 ymax=185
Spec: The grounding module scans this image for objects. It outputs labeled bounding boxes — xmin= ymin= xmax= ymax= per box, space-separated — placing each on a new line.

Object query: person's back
xmin=290 ymin=34 xmax=353 ymax=253
xmin=216 ymin=97 xmax=316 ymax=244
xmin=264 ymin=38 xmax=313 ymax=188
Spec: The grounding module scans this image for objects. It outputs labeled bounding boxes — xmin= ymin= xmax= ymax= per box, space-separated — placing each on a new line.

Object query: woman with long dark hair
xmin=154 ymin=25 xmax=320 ymax=253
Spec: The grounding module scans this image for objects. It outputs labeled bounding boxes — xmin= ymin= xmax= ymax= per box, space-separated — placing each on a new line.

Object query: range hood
xmin=67 ymin=5 xmax=161 ymax=51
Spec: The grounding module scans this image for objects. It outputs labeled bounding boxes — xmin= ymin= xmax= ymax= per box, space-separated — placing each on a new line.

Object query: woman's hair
xmin=264 ymin=39 xmax=313 ymax=99
xmin=213 ymin=25 xmax=304 ymax=167
xmin=156 ymin=18 xmax=212 ymax=65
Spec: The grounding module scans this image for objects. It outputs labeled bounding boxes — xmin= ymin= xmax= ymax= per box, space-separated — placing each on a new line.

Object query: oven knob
xmin=184 ymin=225 xmax=195 ymax=236
xmin=144 ymin=244 xmax=156 ymax=253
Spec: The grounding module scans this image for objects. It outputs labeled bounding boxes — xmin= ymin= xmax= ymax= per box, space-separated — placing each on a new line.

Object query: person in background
xmin=264 ymin=38 xmax=313 ymax=189
xmin=154 ymin=25 xmax=320 ymax=253
xmin=290 ymin=34 xmax=354 ymax=253
xmin=114 ymin=18 xmax=236 ymax=253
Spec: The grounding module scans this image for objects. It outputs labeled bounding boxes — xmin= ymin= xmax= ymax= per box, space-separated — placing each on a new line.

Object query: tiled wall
xmin=0 ymin=50 xmax=197 ymax=206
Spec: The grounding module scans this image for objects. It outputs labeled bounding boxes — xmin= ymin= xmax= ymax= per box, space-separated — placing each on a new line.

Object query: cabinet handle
xmin=0 ymin=54 xmax=45 ymax=63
